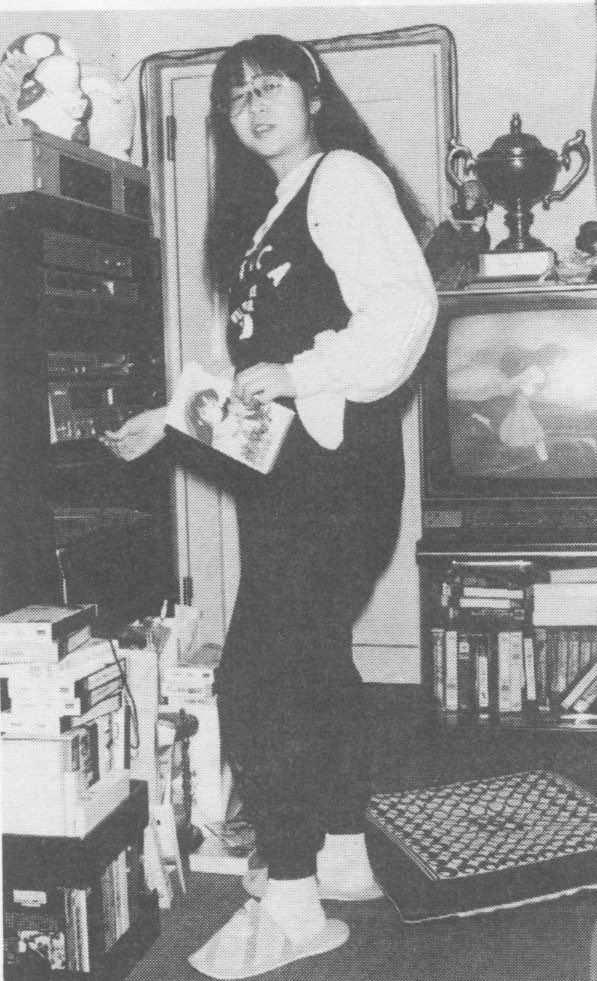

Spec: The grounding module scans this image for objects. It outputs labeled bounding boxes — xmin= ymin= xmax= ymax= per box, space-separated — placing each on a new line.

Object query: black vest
xmin=227 ymin=155 xmax=406 ymax=468
xmin=227 ymin=156 xmax=350 ymax=372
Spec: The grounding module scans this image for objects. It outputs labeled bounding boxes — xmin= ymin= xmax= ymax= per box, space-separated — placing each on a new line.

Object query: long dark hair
xmin=207 ymin=34 xmax=432 ymax=290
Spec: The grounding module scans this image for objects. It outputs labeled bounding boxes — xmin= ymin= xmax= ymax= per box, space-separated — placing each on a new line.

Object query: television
xmin=419 ymin=285 xmax=597 ymax=542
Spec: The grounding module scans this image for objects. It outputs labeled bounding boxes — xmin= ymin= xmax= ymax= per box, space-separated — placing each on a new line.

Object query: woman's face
xmin=228 ymin=65 xmax=320 ymax=179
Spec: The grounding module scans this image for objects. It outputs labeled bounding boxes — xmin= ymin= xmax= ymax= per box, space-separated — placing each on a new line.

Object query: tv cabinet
xmin=417 ymin=530 xmax=597 ymax=731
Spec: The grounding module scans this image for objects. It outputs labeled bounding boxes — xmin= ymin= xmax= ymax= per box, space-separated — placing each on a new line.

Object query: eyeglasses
xmin=225 ymin=76 xmax=287 ymax=118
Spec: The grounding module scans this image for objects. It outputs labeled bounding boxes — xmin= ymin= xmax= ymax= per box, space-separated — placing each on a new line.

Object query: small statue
xmin=424 ymin=179 xmax=491 ymax=288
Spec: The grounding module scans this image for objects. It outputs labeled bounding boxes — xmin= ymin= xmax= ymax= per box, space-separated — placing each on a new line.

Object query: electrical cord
xmin=109 ymin=637 xmax=140 ymax=752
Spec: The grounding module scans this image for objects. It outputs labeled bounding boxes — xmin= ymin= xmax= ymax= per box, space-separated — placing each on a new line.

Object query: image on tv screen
xmin=447 ymin=310 xmax=597 ymax=479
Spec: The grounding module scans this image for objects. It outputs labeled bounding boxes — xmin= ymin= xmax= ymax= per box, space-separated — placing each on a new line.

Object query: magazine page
xmin=165 ymin=363 xmax=295 ymax=475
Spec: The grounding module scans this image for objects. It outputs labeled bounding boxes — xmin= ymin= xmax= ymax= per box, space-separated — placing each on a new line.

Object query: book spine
xmin=64 ymin=888 xmax=78 ymax=971
xmin=458 ymin=596 xmax=524 ymax=610
xmin=126 ymin=840 xmax=144 ymax=927
xmin=523 ymin=634 xmax=537 ymax=704
xmin=0 ymin=631 xmax=90 ymax=661
xmin=555 ymin=629 xmax=570 ymax=696
xmin=444 ymin=630 xmax=458 ymax=711
xmin=508 ymin=632 xmax=524 ymax=713
xmin=431 ymin=627 xmax=445 ymax=707
xmin=534 ymin=627 xmax=549 ymax=708
xmin=475 ymin=637 xmax=490 ymax=715
xmin=567 ymin=630 xmax=581 ymax=687
xmin=580 ymin=629 xmax=593 ymax=672
xmin=497 ymin=632 xmax=513 ymax=713
xmin=116 ymin=849 xmax=130 ymax=936
xmin=0 ymin=606 xmax=96 ymax=643
xmin=573 ymin=673 xmax=597 ymax=713
xmin=60 ymin=692 xmax=123 ymax=733
xmin=74 ymin=659 xmax=125 ymax=697
xmin=462 ymin=586 xmax=525 ymax=600
xmin=451 ymin=606 xmax=526 ymax=625
xmin=72 ymin=889 xmax=90 ymax=973
xmin=561 ymin=660 xmax=597 ymax=710
xmin=101 ymin=860 xmax=118 ymax=953
xmin=457 ymin=633 xmax=474 ymax=714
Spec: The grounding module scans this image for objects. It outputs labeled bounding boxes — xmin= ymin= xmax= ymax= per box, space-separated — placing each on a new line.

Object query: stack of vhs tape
xmin=0 ymin=604 xmax=130 ymax=836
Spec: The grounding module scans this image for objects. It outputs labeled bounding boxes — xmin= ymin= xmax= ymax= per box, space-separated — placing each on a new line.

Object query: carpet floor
xmin=125 ymin=685 xmax=597 ymax=981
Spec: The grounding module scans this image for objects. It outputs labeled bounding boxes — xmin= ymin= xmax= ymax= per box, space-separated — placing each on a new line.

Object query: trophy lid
xmin=482 ymin=113 xmax=553 ymax=160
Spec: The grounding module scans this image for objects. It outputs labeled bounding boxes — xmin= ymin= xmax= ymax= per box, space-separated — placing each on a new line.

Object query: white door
xmin=151 ymin=32 xmax=452 ymax=671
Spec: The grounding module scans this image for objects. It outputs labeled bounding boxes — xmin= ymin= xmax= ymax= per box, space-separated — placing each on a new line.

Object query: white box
xmin=478 ymin=250 xmax=555 ymax=280
xmin=1 ymin=732 xmax=130 ymax=836
xmin=534 ymin=582 xmax=597 ymax=626
xmin=0 ymin=733 xmax=130 ymax=838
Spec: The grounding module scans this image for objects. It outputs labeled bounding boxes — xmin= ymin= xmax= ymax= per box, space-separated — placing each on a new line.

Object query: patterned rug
xmin=366 ymin=771 xmax=597 ymax=922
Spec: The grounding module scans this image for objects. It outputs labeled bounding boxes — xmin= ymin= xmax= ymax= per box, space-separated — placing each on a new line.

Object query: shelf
xmin=435 ymin=709 xmax=597 ymax=733
xmin=418 ymin=531 xmax=597 ymax=562
xmin=4 ymin=890 xmax=160 ymax=981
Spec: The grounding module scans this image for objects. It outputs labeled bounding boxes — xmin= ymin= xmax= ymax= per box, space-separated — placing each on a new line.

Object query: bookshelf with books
xmin=2 ymin=780 xmax=159 ymax=981
xmin=417 ymin=539 xmax=597 ymax=732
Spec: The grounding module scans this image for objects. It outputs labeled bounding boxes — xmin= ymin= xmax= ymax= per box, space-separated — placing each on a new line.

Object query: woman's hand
xmin=99 ymin=406 xmax=167 ymax=461
xmin=232 ymin=363 xmax=297 ymax=407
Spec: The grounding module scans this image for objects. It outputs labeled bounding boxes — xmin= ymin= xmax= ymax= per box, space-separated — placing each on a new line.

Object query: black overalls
xmin=216 ymin=156 xmax=405 ymax=879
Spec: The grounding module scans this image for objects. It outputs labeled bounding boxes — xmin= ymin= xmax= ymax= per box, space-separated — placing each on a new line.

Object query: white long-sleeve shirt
xmin=249 ymin=149 xmax=438 ymax=449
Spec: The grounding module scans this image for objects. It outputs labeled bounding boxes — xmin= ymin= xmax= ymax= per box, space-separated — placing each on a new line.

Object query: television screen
xmin=447 ymin=309 xmax=597 ymax=480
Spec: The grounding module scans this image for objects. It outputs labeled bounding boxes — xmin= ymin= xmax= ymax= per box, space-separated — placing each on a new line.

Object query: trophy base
xmin=478 ymin=249 xmax=556 ymax=280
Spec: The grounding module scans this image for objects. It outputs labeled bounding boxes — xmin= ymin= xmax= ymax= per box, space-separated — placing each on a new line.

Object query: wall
xmin=2 ymin=5 xmax=594 ymax=250
xmin=0 ymin=11 xmax=120 ymax=73
xmin=114 ymin=2 xmax=597 ymax=254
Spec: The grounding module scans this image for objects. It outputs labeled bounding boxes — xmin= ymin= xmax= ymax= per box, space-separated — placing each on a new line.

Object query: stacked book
xmin=0 ymin=604 xmax=130 ymax=836
xmin=4 ymin=840 xmax=144 ymax=973
xmin=433 ymin=574 xmax=538 ymax=718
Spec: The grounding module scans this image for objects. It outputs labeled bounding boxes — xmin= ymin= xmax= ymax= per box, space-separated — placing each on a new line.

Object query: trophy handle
xmin=543 ymin=130 xmax=590 ymax=207
xmin=445 ymin=138 xmax=478 ymax=192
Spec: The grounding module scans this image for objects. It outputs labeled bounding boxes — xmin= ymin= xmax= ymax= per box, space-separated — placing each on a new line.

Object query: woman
xmin=103 ymin=34 xmax=437 ymax=978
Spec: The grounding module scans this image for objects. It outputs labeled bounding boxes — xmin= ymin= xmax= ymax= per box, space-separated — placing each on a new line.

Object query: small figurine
xmin=576 ymin=221 xmax=597 ymax=257
xmin=554 ymin=221 xmax=597 ymax=284
xmin=0 ymin=33 xmax=135 ymax=159
xmin=424 ymin=178 xmax=491 ymax=287
xmin=81 ymin=65 xmax=135 ymax=160
xmin=19 ymin=53 xmax=90 ymax=143
xmin=0 ymin=34 xmax=84 ymax=135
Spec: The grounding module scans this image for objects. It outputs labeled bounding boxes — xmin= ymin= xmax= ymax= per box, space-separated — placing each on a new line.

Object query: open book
xmin=165 ymin=363 xmax=295 ymax=474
